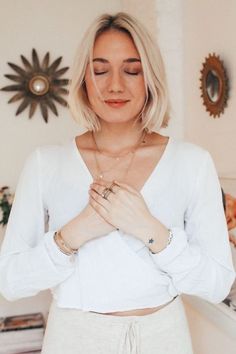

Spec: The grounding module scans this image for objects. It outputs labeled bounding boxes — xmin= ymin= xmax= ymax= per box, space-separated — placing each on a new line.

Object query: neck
xmin=93 ymin=121 xmax=145 ymax=155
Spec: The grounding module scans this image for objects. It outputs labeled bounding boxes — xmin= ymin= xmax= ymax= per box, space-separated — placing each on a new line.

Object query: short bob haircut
xmin=68 ymin=12 xmax=170 ymax=132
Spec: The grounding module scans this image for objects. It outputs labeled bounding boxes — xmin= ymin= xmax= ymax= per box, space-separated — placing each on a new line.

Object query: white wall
xmin=155 ymin=0 xmax=184 ymax=139
xmin=183 ymin=0 xmax=236 ymax=178
xmin=121 ymin=0 xmax=157 ymax=35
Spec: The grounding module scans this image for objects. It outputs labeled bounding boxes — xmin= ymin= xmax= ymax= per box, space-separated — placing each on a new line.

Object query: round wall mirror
xmin=29 ymin=75 xmax=50 ymax=96
xmin=200 ymin=53 xmax=229 ymax=118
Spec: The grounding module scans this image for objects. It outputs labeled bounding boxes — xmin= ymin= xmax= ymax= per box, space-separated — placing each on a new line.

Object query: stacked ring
xmin=101 ymin=182 xmax=119 ymax=200
xmin=101 ymin=187 xmax=112 ymax=200
xmin=108 ymin=181 xmax=118 ymax=192
xmin=101 ymin=182 xmax=117 ymax=199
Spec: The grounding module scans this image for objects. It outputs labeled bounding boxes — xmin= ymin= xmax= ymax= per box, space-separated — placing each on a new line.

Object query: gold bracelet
xmin=57 ymin=230 xmax=79 ymax=254
xmin=54 ymin=232 xmax=72 ymax=255
xmin=54 ymin=230 xmax=79 ymax=256
xmin=149 ymin=229 xmax=173 ymax=254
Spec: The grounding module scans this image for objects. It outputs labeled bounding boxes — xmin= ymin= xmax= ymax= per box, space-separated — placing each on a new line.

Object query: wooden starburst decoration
xmin=200 ymin=53 xmax=229 ymax=118
xmin=1 ymin=49 xmax=69 ymax=123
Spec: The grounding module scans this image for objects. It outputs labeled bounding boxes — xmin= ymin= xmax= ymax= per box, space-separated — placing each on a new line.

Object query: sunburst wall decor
xmin=1 ymin=49 xmax=69 ymax=123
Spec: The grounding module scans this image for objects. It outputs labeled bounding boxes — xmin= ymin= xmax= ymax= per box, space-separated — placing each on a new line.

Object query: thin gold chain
xmin=92 ymin=131 xmax=133 ymax=159
xmin=94 ymin=150 xmax=126 ymax=178
xmin=92 ymin=130 xmax=147 ymax=181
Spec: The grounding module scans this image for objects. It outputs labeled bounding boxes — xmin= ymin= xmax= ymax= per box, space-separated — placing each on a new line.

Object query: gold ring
xmin=108 ymin=181 xmax=118 ymax=193
xmin=101 ymin=187 xmax=111 ymax=200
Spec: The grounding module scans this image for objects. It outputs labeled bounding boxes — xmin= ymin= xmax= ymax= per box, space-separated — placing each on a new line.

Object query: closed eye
xmin=125 ymin=71 xmax=140 ymax=75
xmin=94 ymin=71 xmax=107 ymax=75
xmin=94 ymin=71 xmax=141 ymax=76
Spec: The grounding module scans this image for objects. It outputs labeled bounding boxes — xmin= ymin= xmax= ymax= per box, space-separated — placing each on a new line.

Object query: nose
xmin=107 ymin=70 xmax=124 ymax=93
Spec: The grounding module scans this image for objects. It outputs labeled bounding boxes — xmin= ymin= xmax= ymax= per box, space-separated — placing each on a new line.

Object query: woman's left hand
xmin=89 ymin=179 xmax=157 ymax=242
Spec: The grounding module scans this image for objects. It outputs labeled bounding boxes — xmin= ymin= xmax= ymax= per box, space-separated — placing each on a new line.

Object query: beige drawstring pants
xmin=41 ymin=296 xmax=193 ymax=354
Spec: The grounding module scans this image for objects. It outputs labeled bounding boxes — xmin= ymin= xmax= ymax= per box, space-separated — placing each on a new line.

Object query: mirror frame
xmin=200 ymin=53 xmax=229 ymax=118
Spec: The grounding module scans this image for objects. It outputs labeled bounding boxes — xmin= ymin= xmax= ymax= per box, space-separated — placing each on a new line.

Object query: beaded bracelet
xmin=148 ymin=229 xmax=173 ymax=254
xmin=53 ymin=230 xmax=79 ymax=256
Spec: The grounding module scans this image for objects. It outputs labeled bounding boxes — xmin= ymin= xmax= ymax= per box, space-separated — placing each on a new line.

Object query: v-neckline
xmin=71 ymin=136 xmax=173 ymax=195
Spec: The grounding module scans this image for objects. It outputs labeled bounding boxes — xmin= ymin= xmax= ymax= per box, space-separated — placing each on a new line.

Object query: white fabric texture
xmin=41 ymin=296 xmax=193 ymax=354
xmin=0 ymin=137 xmax=235 ymax=311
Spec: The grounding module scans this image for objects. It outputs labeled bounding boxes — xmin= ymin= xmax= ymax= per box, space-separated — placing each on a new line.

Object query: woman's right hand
xmin=59 ymin=203 xmax=116 ymax=250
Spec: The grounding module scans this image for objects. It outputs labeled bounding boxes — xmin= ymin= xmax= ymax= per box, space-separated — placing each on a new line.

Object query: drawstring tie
xmin=118 ymin=320 xmax=140 ymax=354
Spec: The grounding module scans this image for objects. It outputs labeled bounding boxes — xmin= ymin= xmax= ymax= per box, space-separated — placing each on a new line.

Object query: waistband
xmin=49 ymin=295 xmax=185 ymax=354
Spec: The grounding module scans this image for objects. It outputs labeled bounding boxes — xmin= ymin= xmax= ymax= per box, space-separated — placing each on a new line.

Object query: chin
xmin=99 ymin=115 xmax=139 ymax=125
xmin=97 ymin=110 xmax=141 ymax=125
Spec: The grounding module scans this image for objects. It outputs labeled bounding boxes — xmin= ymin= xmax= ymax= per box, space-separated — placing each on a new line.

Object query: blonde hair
xmin=68 ymin=12 xmax=170 ymax=132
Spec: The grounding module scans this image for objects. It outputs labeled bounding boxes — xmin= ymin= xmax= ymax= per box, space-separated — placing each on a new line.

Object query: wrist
xmin=141 ymin=216 xmax=171 ymax=253
xmin=60 ymin=220 xmax=87 ymax=249
xmin=54 ymin=230 xmax=79 ymax=256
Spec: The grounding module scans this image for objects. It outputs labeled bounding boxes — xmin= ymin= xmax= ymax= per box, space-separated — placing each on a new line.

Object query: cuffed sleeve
xmin=151 ymin=152 xmax=236 ymax=303
xmin=0 ymin=149 xmax=76 ymax=301
xmin=44 ymin=231 xmax=76 ymax=266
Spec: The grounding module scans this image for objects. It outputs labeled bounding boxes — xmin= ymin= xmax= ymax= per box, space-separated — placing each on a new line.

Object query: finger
xmin=90 ymin=182 xmax=108 ymax=197
xmin=89 ymin=188 xmax=110 ymax=209
xmin=108 ymin=181 xmax=121 ymax=194
xmin=89 ymin=200 xmax=110 ymax=225
xmin=89 ymin=194 xmax=111 ymax=223
xmin=90 ymin=181 xmax=118 ymax=197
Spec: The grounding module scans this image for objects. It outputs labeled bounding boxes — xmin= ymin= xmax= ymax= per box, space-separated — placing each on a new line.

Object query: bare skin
xmin=60 ymin=30 xmax=171 ymax=316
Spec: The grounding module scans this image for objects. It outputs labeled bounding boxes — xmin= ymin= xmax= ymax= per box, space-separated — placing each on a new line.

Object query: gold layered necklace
xmin=92 ymin=130 xmax=147 ymax=181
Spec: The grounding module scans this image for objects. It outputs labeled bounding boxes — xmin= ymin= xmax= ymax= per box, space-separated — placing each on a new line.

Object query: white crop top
xmin=0 ymin=137 xmax=235 ymax=312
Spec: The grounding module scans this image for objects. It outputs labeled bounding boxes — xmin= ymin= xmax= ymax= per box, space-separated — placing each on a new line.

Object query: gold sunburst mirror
xmin=1 ymin=49 xmax=69 ymax=123
xmin=200 ymin=53 xmax=229 ymax=118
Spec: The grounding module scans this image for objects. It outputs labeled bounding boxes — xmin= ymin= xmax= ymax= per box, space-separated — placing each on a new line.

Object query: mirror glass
xmin=29 ymin=75 xmax=50 ymax=96
xmin=206 ymin=70 xmax=220 ymax=103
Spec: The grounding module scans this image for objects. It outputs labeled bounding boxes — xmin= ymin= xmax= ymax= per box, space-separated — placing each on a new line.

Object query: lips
xmin=104 ymin=99 xmax=130 ymax=108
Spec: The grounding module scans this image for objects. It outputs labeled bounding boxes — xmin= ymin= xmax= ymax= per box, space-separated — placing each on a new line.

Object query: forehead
xmin=93 ymin=30 xmax=140 ymax=60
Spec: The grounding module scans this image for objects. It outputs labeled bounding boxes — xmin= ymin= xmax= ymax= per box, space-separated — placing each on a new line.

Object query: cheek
xmin=85 ymin=73 xmax=106 ymax=99
xmin=127 ymin=77 xmax=146 ymax=100
xmin=85 ymin=79 xmax=101 ymax=107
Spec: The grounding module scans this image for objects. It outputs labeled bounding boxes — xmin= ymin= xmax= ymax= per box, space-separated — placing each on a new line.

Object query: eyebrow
xmin=92 ymin=58 xmax=141 ymax=63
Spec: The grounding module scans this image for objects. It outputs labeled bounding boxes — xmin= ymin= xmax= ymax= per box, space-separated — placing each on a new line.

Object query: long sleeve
xmin=151 ymin=151 xmax=235 ymax=303
xmin=0 ymin=149 xmax=76 ymax=301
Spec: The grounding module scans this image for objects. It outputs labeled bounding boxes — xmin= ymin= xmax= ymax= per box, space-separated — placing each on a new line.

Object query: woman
xmin=0 ymin=12 xmax=235 ymax=354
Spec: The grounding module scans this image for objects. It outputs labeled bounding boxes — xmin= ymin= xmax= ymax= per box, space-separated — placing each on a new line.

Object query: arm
xmin=150 ymin=152 xmax=236 ymax=303
xmin=0 ymin=148 xmax=116 ymax=301
xmin=0 ymin=149 xmax=76 ymax=301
